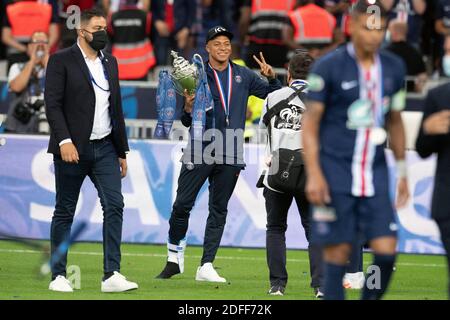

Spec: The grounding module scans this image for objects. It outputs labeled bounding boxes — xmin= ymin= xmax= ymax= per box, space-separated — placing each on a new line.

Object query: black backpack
xmin=258 ymin=85 xmax=307 ymax=194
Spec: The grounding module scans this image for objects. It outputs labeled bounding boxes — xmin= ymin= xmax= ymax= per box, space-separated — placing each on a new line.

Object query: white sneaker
xmin=49 ymin=275 xmax=73 ymax=292
xmin=343 ymin=272 xmax=365 ymax=289
xmin=195 ymin=263 xmax=226 ymax=283
xmin=101 ymin=271 xmax=138 ymax=293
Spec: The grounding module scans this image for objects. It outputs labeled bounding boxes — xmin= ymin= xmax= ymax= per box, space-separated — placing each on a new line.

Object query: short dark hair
xmin=351 ymin=0 xmax=388 ymax=19
xmin=288 ymin=50 xmax=314 ymax=80
xmin=80 ymin=8 xmax=106 ymax=26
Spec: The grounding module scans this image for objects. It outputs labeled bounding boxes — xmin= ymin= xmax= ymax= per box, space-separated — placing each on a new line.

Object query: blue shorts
xmin=310 ymin=192 xmax=397 ymax=245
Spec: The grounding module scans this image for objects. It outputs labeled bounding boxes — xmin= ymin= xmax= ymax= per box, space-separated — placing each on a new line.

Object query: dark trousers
xmin=263 ymin=187 xmax=323 ymax=289
xmin=436 ymin=217 xmax=450 ymax=298
xmin=168 ymin=163 xmax=241 ymax=265
xmin=51 ymin=138 xmax=124 ymax=278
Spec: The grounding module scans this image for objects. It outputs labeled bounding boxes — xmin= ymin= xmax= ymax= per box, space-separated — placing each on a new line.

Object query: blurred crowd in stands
xmin=1 ymin=0 xmax=450 ymax=85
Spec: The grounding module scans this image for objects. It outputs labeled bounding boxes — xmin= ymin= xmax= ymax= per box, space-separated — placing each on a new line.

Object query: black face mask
xmin=84 ymin=29 xmax=108 ymax=51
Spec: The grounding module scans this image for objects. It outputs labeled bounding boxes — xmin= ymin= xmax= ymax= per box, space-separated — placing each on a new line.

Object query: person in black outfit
xmin=259 ymin=51 xmax=323 ymax=298
xmin=416 ymin=82 xmax=450 ymax=299
xmin=385 ymin=20 xmax=427 ymax=93
xmin=45 ymin=8 xmax=137 ymax=293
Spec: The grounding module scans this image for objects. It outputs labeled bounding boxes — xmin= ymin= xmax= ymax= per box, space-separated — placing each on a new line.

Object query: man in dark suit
xmin=416 ymin=83 xmax=450 ymax=299
xmin=44 ymin=8 xmax=137 ymax=293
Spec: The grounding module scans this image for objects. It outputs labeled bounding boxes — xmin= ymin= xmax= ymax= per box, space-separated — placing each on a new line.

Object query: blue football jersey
xmin=307 ymin=43 xmax=406 ymax=196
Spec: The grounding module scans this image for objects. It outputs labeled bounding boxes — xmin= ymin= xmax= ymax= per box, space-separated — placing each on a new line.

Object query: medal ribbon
xmin=209 ymin=63 xmax=233 ymax=124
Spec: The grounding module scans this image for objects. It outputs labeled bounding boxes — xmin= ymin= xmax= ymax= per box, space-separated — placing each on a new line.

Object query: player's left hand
xmin=253 ymin=52 xmax=276 ymax=79
xmin=395 ymin=177 xmax=409 ymax=208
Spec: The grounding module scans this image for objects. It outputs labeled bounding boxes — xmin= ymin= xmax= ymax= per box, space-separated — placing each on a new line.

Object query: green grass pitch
xmin=0 ymin=240 xmax=447 ymax=300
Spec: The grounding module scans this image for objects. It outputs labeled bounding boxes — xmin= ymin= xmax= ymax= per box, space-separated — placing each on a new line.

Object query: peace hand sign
xmin=253 ymin=51 xmax=276 ymax=79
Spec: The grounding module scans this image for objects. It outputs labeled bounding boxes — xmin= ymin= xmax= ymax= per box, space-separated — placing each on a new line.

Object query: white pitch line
xmin=0 ymin=248 xmax=446 ymax=268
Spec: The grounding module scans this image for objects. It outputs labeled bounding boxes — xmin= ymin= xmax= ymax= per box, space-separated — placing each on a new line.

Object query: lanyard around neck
xmin=209 ymin=62 xmax=232 ymax=125
xmin=87 ymin=58 xmax=110 ymax=92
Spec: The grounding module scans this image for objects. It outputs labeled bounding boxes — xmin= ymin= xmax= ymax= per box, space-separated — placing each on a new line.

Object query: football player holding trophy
xmin=156 ymin=26 xmax=282 ymax=282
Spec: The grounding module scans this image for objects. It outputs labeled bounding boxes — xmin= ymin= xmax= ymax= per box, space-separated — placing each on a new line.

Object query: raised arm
xmin=248 ymin=52 xmax=282 ymax=99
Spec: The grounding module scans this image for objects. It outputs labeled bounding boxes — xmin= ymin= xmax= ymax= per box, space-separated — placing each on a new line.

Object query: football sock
xmin=156 ymin=262 xmax=180 ymax=279
xmin=347 ymin=245 xmax=363 ymax=273
xmin=324 ymin=262 xmax=346 ymax=300
xmin=168 ymin=248 xmax=178 ymax=264
xmin=361 ymin=254 xmax=396 ymax=300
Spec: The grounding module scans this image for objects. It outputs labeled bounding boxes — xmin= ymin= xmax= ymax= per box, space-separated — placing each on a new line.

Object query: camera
xmin=13 ymin=98 xmax=45 ymax=124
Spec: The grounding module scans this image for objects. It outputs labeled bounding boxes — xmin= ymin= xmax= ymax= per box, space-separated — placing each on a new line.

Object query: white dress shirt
xmin=59 ymin=41 xmax=112 ymax=146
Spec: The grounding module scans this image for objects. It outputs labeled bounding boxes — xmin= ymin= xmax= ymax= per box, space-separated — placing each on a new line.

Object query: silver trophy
xmin=170 ymin=51 xmax=203 ymax=95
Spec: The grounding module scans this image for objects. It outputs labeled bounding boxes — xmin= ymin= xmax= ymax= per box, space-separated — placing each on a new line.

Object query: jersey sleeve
xmin=306 ymin=57 xmax=332 ymax=105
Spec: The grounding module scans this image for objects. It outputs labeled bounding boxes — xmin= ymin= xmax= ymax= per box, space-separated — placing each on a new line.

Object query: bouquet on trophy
xmin=154 ymin=51 xmax=213 ymax=140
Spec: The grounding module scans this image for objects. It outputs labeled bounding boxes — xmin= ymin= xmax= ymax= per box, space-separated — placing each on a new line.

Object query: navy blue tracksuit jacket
xmin=181 ymin=60 xmax=282 ymax=166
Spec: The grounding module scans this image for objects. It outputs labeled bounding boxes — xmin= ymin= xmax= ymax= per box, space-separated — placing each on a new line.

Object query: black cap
xmin=206 ymin=26 xmax=233 ymax=43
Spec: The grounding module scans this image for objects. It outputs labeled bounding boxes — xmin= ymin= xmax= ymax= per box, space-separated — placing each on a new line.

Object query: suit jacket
xmin=416 ymin=83 xmax=450 ymax=221
xmin=44 ymin=44 xmax=129 ymax=159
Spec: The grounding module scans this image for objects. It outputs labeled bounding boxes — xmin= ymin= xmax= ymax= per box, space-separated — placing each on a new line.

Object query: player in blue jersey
xmin=302 ymin=0 xmax=410 ymax=300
